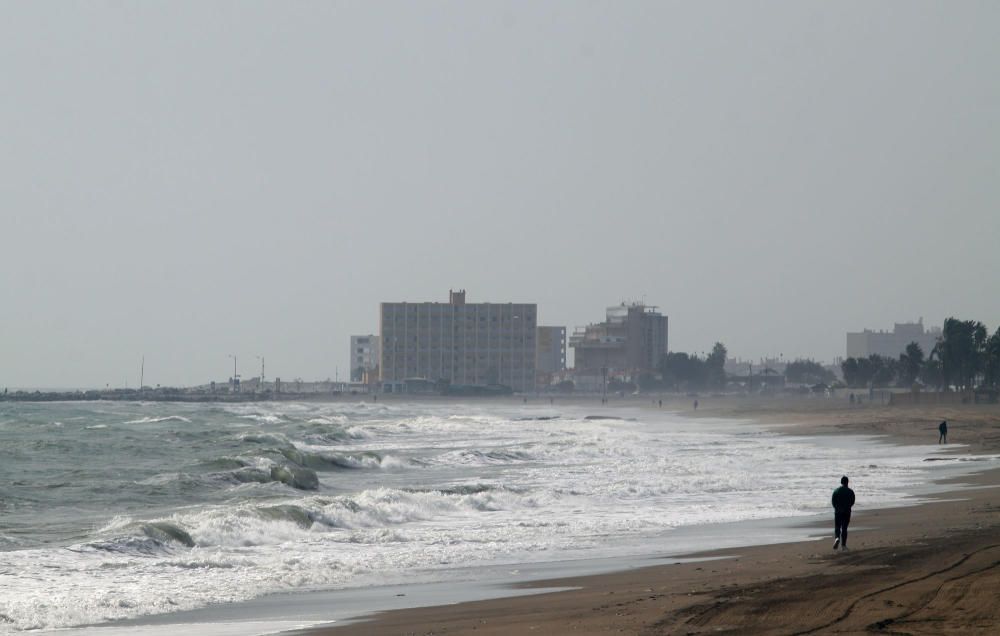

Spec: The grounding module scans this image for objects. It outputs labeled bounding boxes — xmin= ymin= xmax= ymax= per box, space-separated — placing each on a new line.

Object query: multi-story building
xmin=846 ymin=320 xmax=941 ymax=359
xmin=570 ymin=302 xmax=668 ymax=380
xmin=535 ymin=326 xmax=567 ymax=385
xmin=380 ymin=290 xmax=537 ymax=392
xmin=349 ymin=335 xmax=380 ymax=382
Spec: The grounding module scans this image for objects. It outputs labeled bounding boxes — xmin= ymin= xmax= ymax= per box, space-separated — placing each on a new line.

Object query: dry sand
xmin=306 ymin=397 xmax=1000 ymax=635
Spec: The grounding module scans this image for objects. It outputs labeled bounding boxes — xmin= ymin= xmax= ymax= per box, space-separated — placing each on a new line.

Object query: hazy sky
xmin=2 ymin=1 xmax=998 ymax=388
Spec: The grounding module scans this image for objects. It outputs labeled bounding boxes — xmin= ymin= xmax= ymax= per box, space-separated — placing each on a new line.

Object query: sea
xmin=0 ymin=399 xmax=992 ymax=634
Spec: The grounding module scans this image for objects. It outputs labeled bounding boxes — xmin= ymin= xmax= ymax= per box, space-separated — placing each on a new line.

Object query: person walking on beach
xmin=939 ymin=420 xmax=948 ymax=444
xmin=832 ymin=475 xmax=855 ymax=551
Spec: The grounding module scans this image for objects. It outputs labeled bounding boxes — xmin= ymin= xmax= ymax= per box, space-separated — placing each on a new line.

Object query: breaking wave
xmin=122 ymin=415 xmax=192 ymax=424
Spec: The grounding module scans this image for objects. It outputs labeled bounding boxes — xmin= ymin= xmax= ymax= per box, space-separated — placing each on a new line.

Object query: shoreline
xmin=300 ymin=398 xmax=1000 ymax=635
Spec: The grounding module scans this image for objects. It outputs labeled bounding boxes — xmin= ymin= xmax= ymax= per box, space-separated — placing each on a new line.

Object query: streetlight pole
xmin=229 ymin=354 xmax=239 ymax=392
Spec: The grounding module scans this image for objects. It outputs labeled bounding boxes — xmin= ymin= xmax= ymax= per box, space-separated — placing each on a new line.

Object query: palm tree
xmin=985 ymin=327 xmax=1000 ymax=389
xmin=934 ymin=318 xmax=988 ymax=391
xmin=898 ymin=342 xmax=924 ymax=387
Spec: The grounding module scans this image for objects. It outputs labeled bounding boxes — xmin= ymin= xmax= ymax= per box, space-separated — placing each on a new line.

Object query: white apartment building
xmin=380 ymin=290 xmax=537 ymax=392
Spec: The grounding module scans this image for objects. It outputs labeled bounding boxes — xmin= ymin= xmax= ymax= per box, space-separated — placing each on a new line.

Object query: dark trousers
xmin=835 ymin=510 xmax=851 ymax=545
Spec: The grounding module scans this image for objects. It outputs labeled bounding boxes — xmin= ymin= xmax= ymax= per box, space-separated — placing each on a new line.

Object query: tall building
xmin=349 ymin=335 xmax=380 ymax=382
xmin=846 ymin=320 xmax=941 ymax=359
xmin=380 ymin=289 xmax=537 ymax=392
xmin=570 ymin=302 xmax=668 ymax=379
xmin=535 ymin=326 xmax=567 ymax=384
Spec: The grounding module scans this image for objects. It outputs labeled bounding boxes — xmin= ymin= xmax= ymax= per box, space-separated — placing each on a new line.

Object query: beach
xmin=5 ymin=396 xmax=1000 ymax=635
xmin=307 ymin=397 xmax=1000 ymax=635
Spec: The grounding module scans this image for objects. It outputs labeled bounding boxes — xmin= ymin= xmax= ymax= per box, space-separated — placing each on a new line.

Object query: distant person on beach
xmin=832 ymin=476 xmax=855 ymax=551
xmin=658 ymin=399 xmax=662 ymax=408
xmin=693 ymin=399 xmax=698 ymax=410
xmin=849 ymin=393 xmax=855 ymax=405
xmin=939 ymin=420 xmax=948 ymax=444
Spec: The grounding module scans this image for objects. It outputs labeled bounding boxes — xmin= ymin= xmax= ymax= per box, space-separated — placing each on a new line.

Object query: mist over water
xmin=0 ymin=400 xmax=974 ymax=631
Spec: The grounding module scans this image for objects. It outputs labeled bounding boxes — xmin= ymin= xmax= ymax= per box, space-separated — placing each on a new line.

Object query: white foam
xmin=1 ymin=403 xmax=993 ymax=634
xmin=122 ymin=416 xmax=192 ymax=424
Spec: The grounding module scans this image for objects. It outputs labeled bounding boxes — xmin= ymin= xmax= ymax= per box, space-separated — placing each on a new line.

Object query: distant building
xmin=570 ymin=302 xmax=668 ymax=380
xmin=349 ymin=335 xmax=381 ymax=382
xmin=846 ymin=320 xmax=941 ymax=359
xmin=535 ymin=326 xmax=567 ymax=385
xmin=380 ymin=289 xmax=537 ymax=392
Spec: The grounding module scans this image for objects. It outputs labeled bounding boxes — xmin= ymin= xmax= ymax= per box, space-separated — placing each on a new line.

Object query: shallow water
xmin=0 ymin=400 xmax=980 ymax=632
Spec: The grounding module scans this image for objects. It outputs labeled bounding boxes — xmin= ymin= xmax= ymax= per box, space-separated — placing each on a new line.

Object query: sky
xmin=1 ymin=1 xmax=998 ymax=388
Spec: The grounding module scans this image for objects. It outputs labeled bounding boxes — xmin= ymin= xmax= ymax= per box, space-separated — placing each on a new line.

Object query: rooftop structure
xmin=570 ymin=302 xmax=668 ymax=379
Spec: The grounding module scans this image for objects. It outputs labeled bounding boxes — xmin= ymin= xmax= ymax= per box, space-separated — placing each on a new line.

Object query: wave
xmin=280 ymin=447 xmax=384 ymax=471
xmin=445 ymin=448 xmax=537 ymax=465
xmin=3 ymin=481 xmax=542 ymax=631
xmin=307 ymin=416 xmax=349 ymax=425
xmin=405 ymin=483 xmax=502 ymax=496
xmin=239 ymin=413 xmax=283 ymax=423
xmin=189 ymin=455 xmax=322 ymax=491
xmin=239 ymin=432 xmax=290 ymax=445
xmin=212 ymin=462 xmax=319 ymax=491
xmin=126 ymin=485 xmax=531 ymax=550
xmin=309 ymin=485 xmax=530 ymax=530
xmin=123 ymin=415 xmax=192 ymax=424
xmin=84 ymin=520 xmax=195 ymax=556
xmin=267 ymin=464 xmax=319 ymax=490
xmin=238 ymin=436 xmax=409 ymax=473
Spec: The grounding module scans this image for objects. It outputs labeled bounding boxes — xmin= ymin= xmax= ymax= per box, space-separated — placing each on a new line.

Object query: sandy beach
xmin=306 ymin=397 xmax=1000 ymax=635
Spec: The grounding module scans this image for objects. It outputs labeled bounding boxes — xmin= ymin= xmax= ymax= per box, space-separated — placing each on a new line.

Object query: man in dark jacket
xmin=939 ymin=420 xmax=948 ymax=444
xmin=832 ymin=475 xmax=855 ymax=550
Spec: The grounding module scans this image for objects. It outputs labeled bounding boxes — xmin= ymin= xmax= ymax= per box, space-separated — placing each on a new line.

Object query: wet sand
xmin=306 ymin=397 xmax=1000 ymax=635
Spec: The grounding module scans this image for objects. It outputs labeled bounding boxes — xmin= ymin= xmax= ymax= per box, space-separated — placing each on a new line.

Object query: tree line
xmin=639 ymin=344 xmax=837 ymax=392
xmin=840 ymin=318 xmax=1000 ymax=390
xmin=630 ymin=342 xmax=728 ymax=392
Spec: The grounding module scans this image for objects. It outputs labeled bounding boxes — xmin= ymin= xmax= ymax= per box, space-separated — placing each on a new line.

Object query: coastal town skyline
xmin=0 ymin=293 xmax=970 ymax=392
